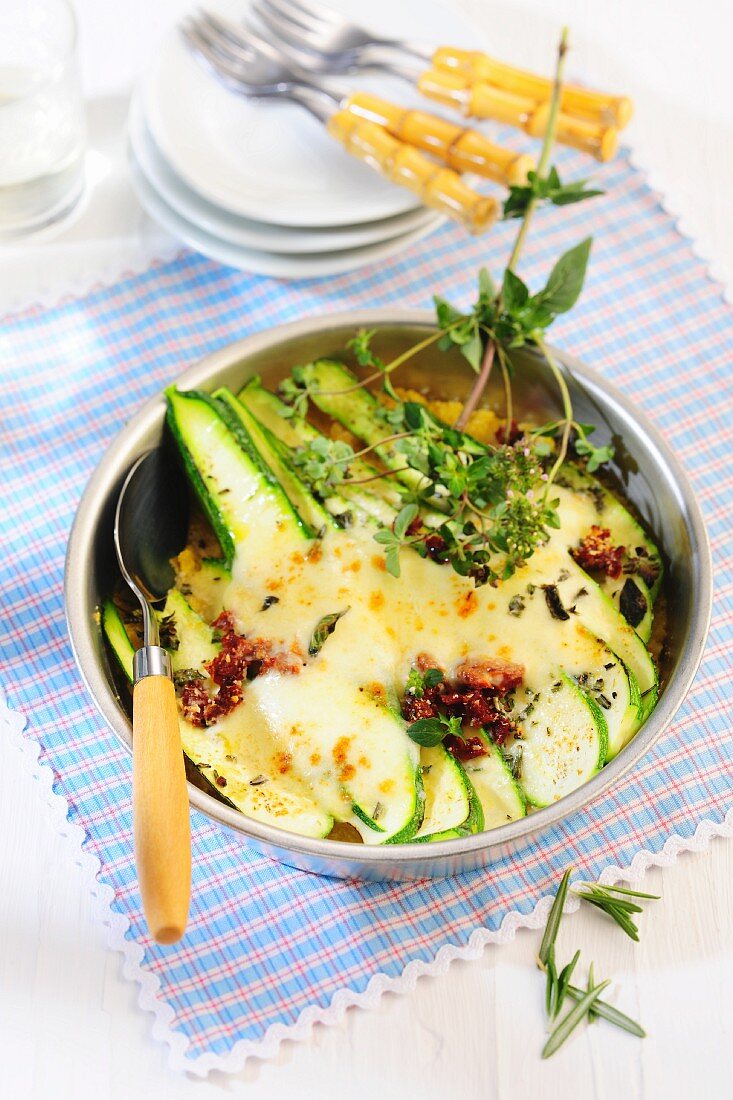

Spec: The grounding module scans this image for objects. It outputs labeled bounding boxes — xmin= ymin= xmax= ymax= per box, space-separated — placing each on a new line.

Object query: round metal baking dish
xmin=65 ymin=310 xmax=712 ymax=881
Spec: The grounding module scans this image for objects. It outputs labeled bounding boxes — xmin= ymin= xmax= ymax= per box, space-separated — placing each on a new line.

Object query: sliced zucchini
xmin=101 ymin=597 xmax=334 ymax=838
xmin=102 ymin=599 xmax=135 ymax=682
xmin=301 ymin=359 xmax=432 ymax=497
xmin=572 ymin=647 xmax=642 ymax=761
xmin=546 ymin=546 xmax=658 ymax=706
xmin=248 ymin=670 xmax=423 ymax=843
xmin=214 ymin=387 xmax=341 ymax=532
xmin=461 ymin=735 xmax=527 ymax=829
xmin=412 ymin=745 xmax=483 ymax=842
xmin=558 ymin=464 xmax=663 ymax=599
xmin=237 ymin=375 xmax=401 ymax=526
xmin=511 ymin=672 xmax=608 ymax=807
xmin=165 ymin=387 xmax=310 ymax=567
xmin=556 ymin=464 xmax=662 ymax=639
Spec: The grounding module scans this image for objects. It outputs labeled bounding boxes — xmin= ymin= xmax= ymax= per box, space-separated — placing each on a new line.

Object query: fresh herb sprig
xmin=537 ymin=868 xmax=654 ymax=1057
xmin=277 ymin=26 xmax=614 ymax=585
xmin=571 ymin=881 xmax=661 ymax=941
xmin=406 ymin=712 xmax=463 ymax=748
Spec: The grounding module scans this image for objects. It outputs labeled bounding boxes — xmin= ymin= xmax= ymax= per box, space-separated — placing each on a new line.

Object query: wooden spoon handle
xmin=133 ymin=673 xmax=191 ymax=944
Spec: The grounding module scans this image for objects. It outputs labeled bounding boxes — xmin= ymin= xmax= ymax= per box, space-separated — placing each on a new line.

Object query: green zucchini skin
xmin=165 ymin=386 xmax=309 ymax=568
xmin=237 ymin=375 xmax=403 ymax=525
xmin=214 ymin=387 xmax=339 ymax=534
xmin=409 ymin=745 xmax=482 ymax=844
xmin=461 ymin=735 xmax=527 ymax=828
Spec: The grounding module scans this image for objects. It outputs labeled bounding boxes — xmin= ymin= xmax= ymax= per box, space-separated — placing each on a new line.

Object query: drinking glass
xmin=0 ymin=0 xmax=86 ymax=239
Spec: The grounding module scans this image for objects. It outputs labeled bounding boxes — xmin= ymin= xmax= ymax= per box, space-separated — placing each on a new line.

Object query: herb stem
xmin=346 ymin=466 xmax=413 ymax=486
xmin=455 ymin=338 xmax=495 ymax=430
xmin=496 ymin=343 xmax=514 ymax=435
xmin=319 ymin=329 xmax=449 ymax=395
xmin=535 ymin=335 xmax=573 ymax=496
xmin=333 ymin=431 xmax=414 ymax=464
xmin=506 ymin=26 xmax=570 ymax=275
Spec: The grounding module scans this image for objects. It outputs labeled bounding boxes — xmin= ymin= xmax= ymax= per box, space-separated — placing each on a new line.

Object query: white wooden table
xmin=1 ymin=2 xmax=731 ymax=1097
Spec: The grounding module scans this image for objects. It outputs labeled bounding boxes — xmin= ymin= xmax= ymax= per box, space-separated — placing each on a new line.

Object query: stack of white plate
xmin=128 ymin=0 xmax=483 ymax=279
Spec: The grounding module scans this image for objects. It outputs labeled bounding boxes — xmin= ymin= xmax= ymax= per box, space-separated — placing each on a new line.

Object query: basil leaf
xmin=537 ymin=237 xmax=592 ymax=315
xmin=461 ymin=328 xmax=484 ymax=372
xmin=502 ymin=267 xmax=530 ymax=312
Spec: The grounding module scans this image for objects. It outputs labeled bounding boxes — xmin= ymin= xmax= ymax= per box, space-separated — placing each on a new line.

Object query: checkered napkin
xmin=1 ymin=148 xmax=731 ymax=1072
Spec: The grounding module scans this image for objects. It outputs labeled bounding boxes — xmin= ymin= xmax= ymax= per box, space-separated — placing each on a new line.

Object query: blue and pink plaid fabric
xmin=1 ymin=148 xmax=731 ymax=1070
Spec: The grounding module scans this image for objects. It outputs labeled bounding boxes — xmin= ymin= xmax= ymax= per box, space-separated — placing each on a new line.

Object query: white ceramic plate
xmin=141 ymin=0 xmax=485 ymax=227
xmin=128 ymin=93 xmax=440 ymax=254
xmin=128 ymin=148 xmax=442 ymax=278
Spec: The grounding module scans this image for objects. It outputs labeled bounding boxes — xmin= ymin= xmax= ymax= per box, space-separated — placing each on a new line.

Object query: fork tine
xmin=264 ymin=0 xmax=341 ymax=30
xmin=251 ymin=0 xmax=335 ymax=54
xmin=183 ymin=23 xmax=252 ymax=88
xmin=195 ymin=12 xmax=258 ymax=61
xmin=199 ymin=9 xmax=284 ymax=66
xmin=245 ymin=12 xmax=325 ymax=71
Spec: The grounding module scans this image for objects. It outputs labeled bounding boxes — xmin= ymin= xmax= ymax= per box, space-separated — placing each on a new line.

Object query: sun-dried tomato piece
xmin=444 ymin=734 xmax=487 ymax=760
xmin=180 ymin=678 xmax=210 ymax=729
xmin=456 ymin=657 xmax=525 ymax=694
xmin=570 ymin=525 xmax=625 ymax=580
xmin=179 ymin=613 xmax=301 ymax=727
xmin=495 ymin=419 xmax=522 ymax=445
xmin=402 ymin=694 xmax=441 ymax=722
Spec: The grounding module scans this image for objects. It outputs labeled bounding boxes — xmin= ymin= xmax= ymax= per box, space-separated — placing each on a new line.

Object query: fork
xmin=183 ymin=16 xmax=499 ymax=233
xmin=251 ymin=0 xmax=628 ymax=160
xmin=196 ymin=13 xmax=534 ymax=189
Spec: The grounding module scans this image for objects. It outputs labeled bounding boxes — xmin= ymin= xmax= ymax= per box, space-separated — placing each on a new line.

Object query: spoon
xmin=114 ymin=448 xmax=191 ymax=944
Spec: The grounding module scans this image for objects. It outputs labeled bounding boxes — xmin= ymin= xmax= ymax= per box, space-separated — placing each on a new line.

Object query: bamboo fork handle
xmin=417 ymin=69 xmax=618 ymax=162
xmin=344 ymin=92 xmax=534 ymax=185
xmin=133 ymin=673 xmax=191 ymax=944
xmin=327 ymin=110 xmax=499 ymax=234
xmin=431 ymin=47 xmax=633 ymax=129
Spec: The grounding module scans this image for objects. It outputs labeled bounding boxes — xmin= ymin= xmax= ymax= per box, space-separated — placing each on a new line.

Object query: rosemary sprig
xmin=542 ymin=980 xmax=611 ymax=1059
xmin=572 ymin=881 xmax=660 ymax=941
xmin=538 ymin=867 xmax=572 ymax=965
xmin=565 ymin=983 xmax=646 ymax=1038
xmin=537 ymin=869 xmax=650 ymax=1056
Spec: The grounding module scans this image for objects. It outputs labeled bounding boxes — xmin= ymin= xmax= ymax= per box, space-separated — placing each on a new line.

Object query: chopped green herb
xmin=308 ymin=608 xmax=349 ymax=657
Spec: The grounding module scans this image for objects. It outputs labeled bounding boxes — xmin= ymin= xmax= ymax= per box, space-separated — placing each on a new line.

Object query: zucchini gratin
xmin=103 ymin=357 xmax=663 ymax=845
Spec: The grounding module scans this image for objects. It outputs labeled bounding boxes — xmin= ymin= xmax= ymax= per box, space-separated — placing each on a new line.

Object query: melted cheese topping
xmin=208 ymin=484 xmax=633 ymax=837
